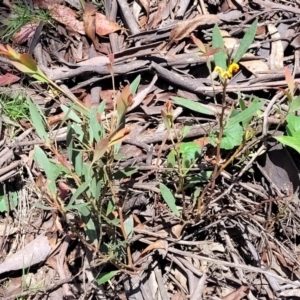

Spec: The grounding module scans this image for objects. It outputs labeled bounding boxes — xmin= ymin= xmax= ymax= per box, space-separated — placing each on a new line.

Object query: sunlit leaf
xmin=233 ymin=19 xmax=258 ymax=63
xmin=124 ymin=215 xmax=134 ymax=239
xmin=172 ymin=97 xmax=214 ymax=115
xmin=275 ymin=136 xmax=300 ymax=154
xmin=226 ymin=99 xmax=264 ymax=128
xmin=130 ymin=75 xmax=141 ymax=94
xmin=28 ymin=99 xmax=50 ymax=145
xmin=159 ymin=183 xmax=180 ymax=217
xmin=212 ymin=25 xmax=227 ymax=70
xmin=96 ymin=271 xmax=120 ymax=285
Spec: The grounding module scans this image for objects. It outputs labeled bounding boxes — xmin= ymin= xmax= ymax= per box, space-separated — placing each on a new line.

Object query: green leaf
xmin=98 ymin=100 xmax=106 ymax=115
xmin=89 ymin=107 xmax=102 ymax=142
xmin=34 ymin=146 xmax=61 ymax=195
xmin=67 ymin=181 xmax=89 ymax=207
xmin=96 ymin=271 xmax=120 ymax=285
xmin=221 ymin=123 xmax=243 ymax=149
xmin=212 ymin=25 xmax=227 ymax=70
xmin=233 ymin=19 xmax=258 ymax=63
xmin=167 ymin=149 xmax=176 ymax=168
xmin=85 ymin=216 xmax=98 ymax=246
xmin=226 ymin=99 xmax=264 ymax=128
xmin=275 ymin=136 xmax=300 ymax=154
xmin=130 ymin=75 xmax=141 ymax=94
xmin=172 ymin=97 xmax=214 ymax=115
xmin=182 ymin=125 xmax=191 ymax=138
xmin=124 ymin=215 xmax=134 ymax=239
xmin=185 ymin=171 xmax=212 ymax=189
xmin=179 ymin=142 xmax=200 ymax=162
xmin=114 ymin=167 xmax=138 ymax=179
xmin=106 ymin=199 xmax=115 ymax=216
xmin=159 ymin=183 xmax=180 ymax=217
xmin=61 ymin=105 xmax=82 ymax=123
xmin=192 ymin=187 xmax=201 ymax=207
xmin=28 ymin=99 xmax=50 ymax=146
xmin=290 ymin=96 xmax=300 ymax=112
xmin=286 ymin=113 xmax=300 ymax=138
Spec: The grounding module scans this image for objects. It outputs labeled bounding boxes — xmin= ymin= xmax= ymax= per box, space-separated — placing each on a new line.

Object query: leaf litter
xmin=0 ymin=0 xmax=300 ymax=299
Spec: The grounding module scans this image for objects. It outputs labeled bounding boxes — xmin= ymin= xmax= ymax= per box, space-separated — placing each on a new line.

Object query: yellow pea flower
xmin=228 ymin=62 xmax=239 ymax=75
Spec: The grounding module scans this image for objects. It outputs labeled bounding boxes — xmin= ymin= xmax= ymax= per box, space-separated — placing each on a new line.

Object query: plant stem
xmin=197 ymin=80 xmax=228 ymax=214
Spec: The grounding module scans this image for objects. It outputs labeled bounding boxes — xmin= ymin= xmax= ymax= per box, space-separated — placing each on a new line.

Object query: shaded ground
xmin=0 ymin=0 xmax=300 ymax=299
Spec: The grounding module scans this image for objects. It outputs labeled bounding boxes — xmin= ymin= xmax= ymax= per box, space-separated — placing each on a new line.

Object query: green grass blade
xmin=233 ymin=19 xmax=258 ymax=63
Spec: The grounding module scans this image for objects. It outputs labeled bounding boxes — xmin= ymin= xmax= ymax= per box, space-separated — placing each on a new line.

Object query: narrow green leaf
xmin=124 ymin=215 xmax=134 ymax=239
xmin=68 ymin=181 xmax=89 ymax=207
xmin=61 ymin=105 xmax=82 ymax=123
xmin=226 ymin=99 xmax=264 ymax=128
xmin=275 ymin=136 xmax=300 ymax=154
xmin=97 ymin=271 xmax=120 ymax=285
xmin=28 ymin=99 xmax=50 ymax=145
xmin=34 ymin=146 xmax=60 ymax=195
xmin=159 ymin=183 xmax=180 ymax=217
xmin=212 ymin=25 xmax=227 ymax=70
xmin=233 ymin=19 xmax=258 ymax=63
xmin=89 ymin=107 xmax=101 ymax=142
xmin=106 ymin=199 xmax=115 ymax=216
xmin=130 ymin=75 xmax=141 ymax=94
xmin=172 ymin=97 xmax=214 ymax=115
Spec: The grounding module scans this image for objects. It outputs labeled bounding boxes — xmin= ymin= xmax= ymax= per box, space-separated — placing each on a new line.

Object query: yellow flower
xmin=214 ymin=66 xmax=224 ymax=74
xmin=214 ymin=62 xmax=240 ymax=80
xmin=228 ymin=62 xmax=239 ymax=75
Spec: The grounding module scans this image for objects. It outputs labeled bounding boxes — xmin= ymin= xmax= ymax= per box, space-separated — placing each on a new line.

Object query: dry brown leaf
xmin=47 ymin=112 xmax=66 ymax=126
xmin=222 ymin=285 xmax=249 ymax=300
xmin=0 ymin=72 xmax=20 ymax=86
xmin=141 ymin=240 xmax=168 ymax=256
xmin=194 ymin=137 xmax=210 ymax=148
xmin=83 ymin=2 xmax=98 ymax=48
xmin=240 ymin=54 xmax=269 ymax=76
xmin=137 ymin=0 xmax=150 ymax=20
xmin=77 ymin=56 xmax=110 ymax=66
xmin=34 ymin=0 xmax=85 ymax=34
xmin=13 ymin=22 xmax=39 ymax=44
xmin=174 ymin=267 xmax=187 ymax=291
xmin=171 ymin=291 xmax=186 ymax=300
xmin=170 ymin=14 xmax=220 ymax=42
xmin=51 ymin=5 xmax=85 ymax=34
xmin=0 ymin=234 xmax=52 ymax=275
xmin=145 ymin=0 xmax=167 ymax=29
xmin=95 ymin=13 xmax=123 ymax=36
xmin=268 ymin=24 xmax=284 ymax=70
xmin=171 ymin=224 xmax=184 ymax=239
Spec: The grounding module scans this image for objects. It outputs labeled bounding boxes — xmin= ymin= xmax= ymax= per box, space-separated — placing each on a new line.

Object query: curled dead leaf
xmin=13 ymin=22 xmax=39 ymax=44
xmin=170 ymin=14 xmax=220 ymax=42
xmin=83 ymin=2 xmax=98 ymax=48
xmin=95 ymin=13 xmax=124 ymax=36
xmin=141 ymin=239 xmax=168 ymax=256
